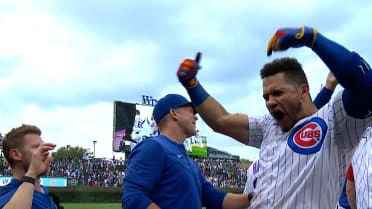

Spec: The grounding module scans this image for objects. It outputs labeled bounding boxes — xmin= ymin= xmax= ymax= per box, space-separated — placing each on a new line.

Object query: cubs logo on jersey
xmin=287 ymin=117 xmax=328 ymax=154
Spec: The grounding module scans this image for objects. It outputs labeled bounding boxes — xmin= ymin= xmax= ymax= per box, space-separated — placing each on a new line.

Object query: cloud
xmin=1 ymin=0 xmax=372 ymax=159
xmin=0 ymin=102 xmax=114 ymax=157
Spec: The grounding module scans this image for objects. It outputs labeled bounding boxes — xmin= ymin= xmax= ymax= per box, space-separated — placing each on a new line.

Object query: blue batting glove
xmin=267 ymin=26 xmax=318 ymax=56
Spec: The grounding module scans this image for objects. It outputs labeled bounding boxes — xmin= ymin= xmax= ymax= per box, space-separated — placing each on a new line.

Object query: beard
xmin=21 ymin=158 xmax=47 ymax=177
xmin=21 ymin=158 xmax=30 ymax=174
xmin=280 ymin=99 xmax=303 ymax=132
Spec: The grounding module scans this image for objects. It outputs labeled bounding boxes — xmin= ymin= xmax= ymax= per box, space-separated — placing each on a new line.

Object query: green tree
xmin=52 ymin=145 xmax=92 ymax=162
xmin=239 ymin=159 xmax=253 ymax=164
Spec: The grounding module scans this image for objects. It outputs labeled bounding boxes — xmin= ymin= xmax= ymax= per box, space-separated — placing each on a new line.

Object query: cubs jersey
xmin=244 ymin=160 xmax=260 ymax=195
xmin=133 ymin=115 xmax=144 ymax=131
xmin=149 ymin=119 xmax=158 ymax=136
xmin=132 ymin=115 xmax=144 ymax=143
xmin=248 ymin=91 xmax=371 ymax=209
xmin=184 ymin=137 xmax=193 ymax=153
xmin=351 ymin=125 xmax=372 ymax=209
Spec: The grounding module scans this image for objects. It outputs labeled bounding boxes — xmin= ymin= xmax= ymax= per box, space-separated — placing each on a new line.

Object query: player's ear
xmin=168 ymin=109 xmax=179 ymax=121
xmin=9 ymin=148 xmax=23 ymax=162
xmin=299 ymin=84 xmax=310 ymax=99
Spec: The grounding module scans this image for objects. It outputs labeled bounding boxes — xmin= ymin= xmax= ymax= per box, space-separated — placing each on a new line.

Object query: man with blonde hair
xmin=0 ymin=124 xmax=57 ymax=209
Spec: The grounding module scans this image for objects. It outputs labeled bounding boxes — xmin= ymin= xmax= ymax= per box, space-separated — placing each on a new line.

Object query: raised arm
xmin=268 ymin=26 xmax=372 ymax=118
xmin=313 ymin=72 xmax=338 ymax=109
xmin=177 ymin=55 xmax=249 ymax=144
xmin=2 ymin=143 xmax=55 ymax=209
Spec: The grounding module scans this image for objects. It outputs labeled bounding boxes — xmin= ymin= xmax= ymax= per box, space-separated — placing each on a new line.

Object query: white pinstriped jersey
xmin=244 ymin=160 xmax=260 ymax=195
xmin=248 ymin=91 xmax=371 ymax=209
xmin=133 ymin=115 xmax=144 ymax=131
xmin=351 ymin=125 xmax=372 ymax=209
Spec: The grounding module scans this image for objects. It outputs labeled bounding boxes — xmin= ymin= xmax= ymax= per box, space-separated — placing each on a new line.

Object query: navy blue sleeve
xmin=342 ymin=87 xmax=372 ymax=118
xmin=313 ymin=34 xmax=372 ymax=118
xmin=122 ymin=140 xmax=165 ymax=209
xmin=313 ymin=87 xmax=333 ymax=109
xmin=198 ymin=167 xmax=227 ymax=209
xmin=340 ymin=52 xmax=372 ymax=118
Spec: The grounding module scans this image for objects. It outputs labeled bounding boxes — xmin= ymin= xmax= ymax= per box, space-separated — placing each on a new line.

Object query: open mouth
xmin=273 ymin=111 xmax=284 ymax=121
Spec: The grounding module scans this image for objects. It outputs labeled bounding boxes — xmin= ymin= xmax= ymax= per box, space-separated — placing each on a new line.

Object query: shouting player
xmin=176 ymin=26 xmax=372 ymax=208
xmin=242 ymin=71 xmax=338 ymax=208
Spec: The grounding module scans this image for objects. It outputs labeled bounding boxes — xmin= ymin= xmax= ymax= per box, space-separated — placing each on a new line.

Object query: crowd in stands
xmin=45 ymin=159 xmax=126 ymax=187
xmin=193 ymin=158 xmax=247 ymax=188
xmin=0 ymin=157 xmax=247 ymax=188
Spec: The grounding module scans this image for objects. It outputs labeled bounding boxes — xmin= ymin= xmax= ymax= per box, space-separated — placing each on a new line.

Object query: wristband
xmin=313 ymin=87 xmax=333 ymax=109
xmin=21 ymin=176 xmax=36 ymax=185
xmin=186 ymin=82 xmax=210 ymax=107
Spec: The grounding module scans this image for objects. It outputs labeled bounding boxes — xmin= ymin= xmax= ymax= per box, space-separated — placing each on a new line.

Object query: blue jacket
xmin=122 ymin=135 xmax=226 ymax=209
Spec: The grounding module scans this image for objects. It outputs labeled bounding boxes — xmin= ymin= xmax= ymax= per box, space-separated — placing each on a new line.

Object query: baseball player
xmin=242 ymin=73 xmax=337 ymax=208
xmin=177 ymin=26 xmax=372 ymax=208
xmin=148 ymin=116 xmax=159 ymax=137
xmin=347 ymin=124 xmax=372 ymax=209
xmin=130 ymin=110 xmax=145 ymax=150
xmin=184 ymin=136 xmax=193 ymax=153
xmin=122 ymin=94 xmax=252 ymax=209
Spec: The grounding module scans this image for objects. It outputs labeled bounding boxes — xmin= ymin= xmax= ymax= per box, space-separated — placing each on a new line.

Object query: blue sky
xmin=1 ymin=0 xmax=371 ymax=160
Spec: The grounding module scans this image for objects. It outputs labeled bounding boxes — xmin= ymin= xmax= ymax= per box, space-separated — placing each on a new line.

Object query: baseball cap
xmin=153 ymin=94 xmax=197 ymax=124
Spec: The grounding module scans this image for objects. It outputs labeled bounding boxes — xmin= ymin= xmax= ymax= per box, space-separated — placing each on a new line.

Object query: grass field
xmin=63 ymin=203 xmax=207 ymax=209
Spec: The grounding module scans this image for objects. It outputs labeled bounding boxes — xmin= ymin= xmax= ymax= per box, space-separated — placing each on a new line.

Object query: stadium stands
xmin=1 ymin=156 xmax=247 ymax=188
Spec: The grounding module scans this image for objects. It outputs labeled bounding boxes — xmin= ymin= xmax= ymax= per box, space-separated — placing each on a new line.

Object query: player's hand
xmin=267 ymin=25 xmax=319 ymax=56
xmin=26 ymin=143 xmax=56 ymax=178
xmin=324 ymin=72 xmax=338 ymax=91
xmin=177 ymin=52 xmax=201 ymax=88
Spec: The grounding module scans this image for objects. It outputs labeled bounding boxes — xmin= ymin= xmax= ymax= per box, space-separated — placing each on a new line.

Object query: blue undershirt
xmin=313 ymin=87 xmax=333 ymax=109
xmin=338 ymin=179 xmax=351 ymax=209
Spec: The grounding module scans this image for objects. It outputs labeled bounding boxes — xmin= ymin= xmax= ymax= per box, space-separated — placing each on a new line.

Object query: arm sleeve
xmin=248 ymin=115 xmax=270 ymax=148
xmin=313 ymin=87 xmax=334 ymax=109
xmin=122 ymin=140 xmax=165 ymax=209
xmin=346 ymin=163 xmax=354 ymax=182
xmin=199 ymin=167 xmax=227 ymax=209
xmin=312 ymin=34 xmax=372 ymax=118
